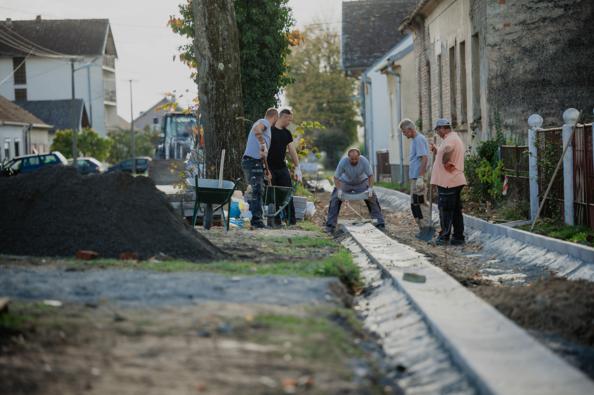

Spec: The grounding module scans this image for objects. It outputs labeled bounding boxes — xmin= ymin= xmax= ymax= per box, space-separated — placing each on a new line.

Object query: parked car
xmin=68 ymin=157 xmax=106 ymax=175
xmin=0 ymin=152 xmax=68 ymax=177
xmin=107 ymin=157 xmax=152 ymax=175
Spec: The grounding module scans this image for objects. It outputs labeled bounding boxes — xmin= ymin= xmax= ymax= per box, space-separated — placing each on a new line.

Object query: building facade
xmin=0 ymin=17 xmax=119 ymax=136
xmin=400 ymin=0 xmax=594 ymax=148
xmin=363 ymin=35 xmax=419 ymax=183
xmin=134 ymin=97 xmax=181 ymax=133
xmin=0 ymin=96 xmax=51 ymax=160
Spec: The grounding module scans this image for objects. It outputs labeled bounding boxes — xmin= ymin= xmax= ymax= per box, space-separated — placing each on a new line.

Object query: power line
xmin=0 ymin=24 xmax=65 ymax=56
xmin=0 ymin=28 xmax=77 ymax=58
xmin=0 ymin=49 xmax=32 ymax=86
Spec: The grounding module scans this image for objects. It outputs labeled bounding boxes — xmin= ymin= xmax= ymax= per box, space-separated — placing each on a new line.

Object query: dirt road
xmin=0 ymin=228 xmax=394 ymax=395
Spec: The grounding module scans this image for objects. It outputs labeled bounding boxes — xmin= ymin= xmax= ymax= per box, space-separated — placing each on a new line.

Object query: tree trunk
xmin=193 ymin=0 xmax=245 ymax=180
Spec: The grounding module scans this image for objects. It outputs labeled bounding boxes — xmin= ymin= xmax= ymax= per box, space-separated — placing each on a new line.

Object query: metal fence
xmin=536 ymin=128 xmax=564 ymax=218
xmin=530 ymin=119 xmax=594 ymax=229
xmin=573 ymin=124 xmax=594 ymax=228
xmin=500 ymin=145 xmax=529 ymax=201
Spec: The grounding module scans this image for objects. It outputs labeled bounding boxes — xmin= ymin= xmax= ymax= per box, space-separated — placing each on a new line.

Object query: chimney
xmin=36 ymin=15 xmax=42 ymax=22
xmin=6 ymin=18 xmax=12 ymax=26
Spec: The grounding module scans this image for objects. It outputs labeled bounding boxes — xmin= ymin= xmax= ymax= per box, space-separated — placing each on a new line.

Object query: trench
xmin=344 ymin=237 xmax=479 ymax=394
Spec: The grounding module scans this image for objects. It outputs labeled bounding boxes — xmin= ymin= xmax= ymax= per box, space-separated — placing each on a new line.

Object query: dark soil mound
xmin=475 ymin=277 xmax=594 ymax=346
xmin=0 ymin=166 xmax=220 ymax=261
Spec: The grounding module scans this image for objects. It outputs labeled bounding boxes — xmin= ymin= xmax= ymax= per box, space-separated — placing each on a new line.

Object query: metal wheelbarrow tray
xmin=263 ymin=185 xmax=295 ymax=226
xmin=191 ymin=177 xmax=237 ymax=231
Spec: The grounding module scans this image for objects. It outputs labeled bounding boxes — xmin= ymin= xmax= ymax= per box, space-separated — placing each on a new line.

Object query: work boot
xmin=431 ymin=237 xmax=449 ymax=246
xmin=375 ymin=223 xmax=386 ymax=232
xmin=450 ymin=238 xmax=465 ymax=246
xmin=324 ymin=226 xmax=335 ymax=234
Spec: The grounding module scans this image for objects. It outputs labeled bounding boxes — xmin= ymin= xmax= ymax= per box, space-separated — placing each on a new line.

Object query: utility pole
xmin=70 ymin=59 xmax=78 ymax=169
xmin=129 ymin=79 xmax=136 ymax=175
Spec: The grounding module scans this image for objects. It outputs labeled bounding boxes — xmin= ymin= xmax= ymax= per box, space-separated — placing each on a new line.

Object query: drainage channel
xmin=374 ymin=187 xmax=592 ymax=284
xmin=343 ymin=237 xmax=478 ymax=394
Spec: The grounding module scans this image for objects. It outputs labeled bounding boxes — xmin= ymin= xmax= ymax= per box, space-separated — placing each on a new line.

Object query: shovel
xmin=416 ymin=135 xmax=436 ymax=241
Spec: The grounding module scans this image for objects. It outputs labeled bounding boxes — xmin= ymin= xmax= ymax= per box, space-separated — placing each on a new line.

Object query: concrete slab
xmin=344 ymin=223 xmax=594 ymax=395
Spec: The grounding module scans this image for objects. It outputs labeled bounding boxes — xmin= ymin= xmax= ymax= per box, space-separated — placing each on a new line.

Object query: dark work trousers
xmin=270 ymin=167 xmax=296 ymax=225
xmin=325 ymin=180 xmax=384 ymax=229
xmin=437 ymin=185 xmax=465 ymax=241
xmin=241 ymin=156 xmax=265 ymax=225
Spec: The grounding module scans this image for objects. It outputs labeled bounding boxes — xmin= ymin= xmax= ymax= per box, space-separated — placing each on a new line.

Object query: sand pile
xmin=0 ymin=166 xmax=220 ymax=261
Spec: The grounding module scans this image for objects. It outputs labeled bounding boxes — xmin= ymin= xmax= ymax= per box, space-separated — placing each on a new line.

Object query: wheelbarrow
xmin=191 ymin=176 xmax=238 ymax=231
xmin=263 ymin=185 xmax=295 ymax=226
xmin=339 ymin=189 xmax=377 ymax=224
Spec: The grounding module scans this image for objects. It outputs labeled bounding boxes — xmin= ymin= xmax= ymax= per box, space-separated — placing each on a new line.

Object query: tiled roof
xmin=341 ymin=0 xmax=418 ymax=74
xmin=15 ymin=99 xmax=89 ymax=131
xmin=0 ymin=18 xmax=116 ymax=57
xmin=0 ymin=95 xmax=50 ymax=127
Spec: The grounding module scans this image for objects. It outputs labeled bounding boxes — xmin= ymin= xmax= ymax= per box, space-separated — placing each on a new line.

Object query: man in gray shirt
xmin=241 ymin=108 xmax=278 ymax=229
xmin=325 ymin=148 xmax=385 ymax=233
xmin=400 ymin=119 xmax=431 ymax=236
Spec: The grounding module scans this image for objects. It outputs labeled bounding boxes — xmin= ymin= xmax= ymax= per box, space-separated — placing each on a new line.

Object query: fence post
xmin=562 ymin=108 xmax=579 ymax=225
xmin=528 ymin=114 xmax=542 ymax=221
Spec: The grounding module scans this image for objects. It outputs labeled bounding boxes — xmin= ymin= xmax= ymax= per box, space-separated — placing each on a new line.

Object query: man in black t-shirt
xmin=268 ymin=109 xmax=302 ymax=225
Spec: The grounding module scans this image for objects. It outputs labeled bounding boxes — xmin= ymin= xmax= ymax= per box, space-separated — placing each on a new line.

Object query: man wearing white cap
xmin=325 ymin=147 xmax=385 ymax=233
xmin=429 ymin=118 xmax=467 ymax=245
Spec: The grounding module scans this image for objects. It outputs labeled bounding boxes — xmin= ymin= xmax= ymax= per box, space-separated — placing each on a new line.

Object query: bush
xmin=50 ymin=128 xmax=112 ymax=161
xmin=465 ymin=134 xmax=505 ymax=205
xmin=107 ymin=128 xmax=160 ymax=164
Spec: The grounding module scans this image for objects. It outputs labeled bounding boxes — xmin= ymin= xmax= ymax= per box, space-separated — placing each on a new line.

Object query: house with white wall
xmin=363 ymin=35 xmax=419 ymax=184
xmin=0 ymin=17 xmax=118 ymax=136
xmin=0 ymin=95 xmax=51 ymax=160
xmin=134 ymin=97 xmax=181 ymax=133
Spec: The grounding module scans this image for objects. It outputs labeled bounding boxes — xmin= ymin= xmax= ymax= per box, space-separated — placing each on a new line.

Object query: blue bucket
xmin=229 ymin=201 xmax=241 ymax=218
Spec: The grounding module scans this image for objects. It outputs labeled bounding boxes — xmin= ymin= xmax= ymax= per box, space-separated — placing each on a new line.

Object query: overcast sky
xmin=0 ymin=0 xmax=341 ymax=120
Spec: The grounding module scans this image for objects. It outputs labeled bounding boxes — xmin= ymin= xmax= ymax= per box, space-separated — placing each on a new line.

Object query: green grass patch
xmin=70 ymin=249 xmax=362 ymax=292
xmin=296 ymin=220 xmax=322 ymax=233
xmin=264 ymin=235 xmax=336 ymax=248
xmin=519 ymin=220 xmax=594 ymax=247
xmin=250 ymin=308 xmax=363 ymax=362
xmin=0 ymin=312 xmax=29 ymax=332
xmin=376 ymin=181 xmax=409 ymax=193
xmin=294 ymin=182 xmax=314 ymax=199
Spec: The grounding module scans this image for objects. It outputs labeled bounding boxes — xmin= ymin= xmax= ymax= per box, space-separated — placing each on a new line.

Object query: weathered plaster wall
xmin=487 ymin=0 xmax=594 ymax=136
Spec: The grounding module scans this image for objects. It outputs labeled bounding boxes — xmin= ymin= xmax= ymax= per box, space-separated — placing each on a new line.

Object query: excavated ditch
xmin=343 ymin=237 xmax=478 ymax=394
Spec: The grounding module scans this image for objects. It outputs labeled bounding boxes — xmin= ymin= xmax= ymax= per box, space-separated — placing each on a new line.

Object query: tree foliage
xmin=107 ymin=128 xmax=160 ymax=164
xmin=50 ymin=128 xmax=112 ymax=161
xmin=169 ymin=0 xmax=297 ymax=124
xmin=284 ymin=26 xmax=359 ymax=168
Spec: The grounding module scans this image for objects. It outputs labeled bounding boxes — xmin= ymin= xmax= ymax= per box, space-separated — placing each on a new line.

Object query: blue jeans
xmin=325 ymin=180 xmax=384 ymax=229
xmin=242 ymin=157 xmax=265 ymax=224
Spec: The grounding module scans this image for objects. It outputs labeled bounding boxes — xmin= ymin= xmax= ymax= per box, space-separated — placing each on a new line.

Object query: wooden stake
xmin=218 ymin=149 xmax=226 ymax=188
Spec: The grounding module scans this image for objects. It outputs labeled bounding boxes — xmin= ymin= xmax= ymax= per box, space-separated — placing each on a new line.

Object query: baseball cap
xmin=433 ymin=118 xmax=451 ymax=129
xmin=347 ymin=147 xmax=361 ymax=155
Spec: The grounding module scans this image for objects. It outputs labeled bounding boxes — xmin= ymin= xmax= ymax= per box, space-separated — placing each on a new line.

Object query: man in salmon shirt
xmin=429 ymin=118 xmax=467 ymax=246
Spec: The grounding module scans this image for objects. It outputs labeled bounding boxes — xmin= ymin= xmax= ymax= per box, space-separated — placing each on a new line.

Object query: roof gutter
xmin=0 ymin=120 xmax=52 ymax=129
